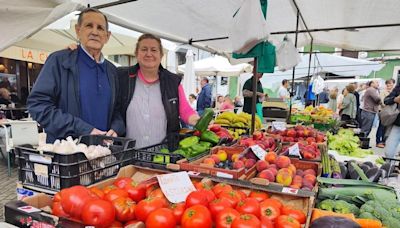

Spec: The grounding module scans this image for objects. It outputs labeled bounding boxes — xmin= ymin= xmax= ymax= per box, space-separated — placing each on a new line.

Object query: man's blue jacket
xmin=27 ymin=49 xmax=125 ymax=142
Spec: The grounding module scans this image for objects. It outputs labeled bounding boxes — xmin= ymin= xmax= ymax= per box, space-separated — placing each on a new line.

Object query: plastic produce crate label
xmin=17 ymin=206 xmax=41 ymax=213
xmin=272 ymin=121 xmax=286 ymax=131
xmin=282 ymin=187 xmax=299 ymax=195
xmin=250 ymin=145 xmax=267 ymax=160
xmin=157 ymin=171 xmax=196 ymax=203
xmin=216 ymin=171 xmax=234 ymax=179
xmin=288 ymin=143 xmax=302 ymax=159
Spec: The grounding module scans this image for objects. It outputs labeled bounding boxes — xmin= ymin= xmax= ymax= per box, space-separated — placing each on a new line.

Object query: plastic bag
xmin=312 ymin=75 xmax=325 ymax=95
xmin=276 ymin=38 xmax=301 ymax=71
xmin=230 ymin=0 xmax=269 ymax=54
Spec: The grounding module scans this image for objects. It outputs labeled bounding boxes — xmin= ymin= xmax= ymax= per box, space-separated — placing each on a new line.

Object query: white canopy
xmin=3 ymin=1 xmax=400 ymax=53
xmin=178 ymin=55 xmax=253 ymax=77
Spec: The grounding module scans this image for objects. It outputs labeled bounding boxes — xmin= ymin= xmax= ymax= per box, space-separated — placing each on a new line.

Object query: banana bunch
xmin=214 ymin=112 xmax=262 ymax=136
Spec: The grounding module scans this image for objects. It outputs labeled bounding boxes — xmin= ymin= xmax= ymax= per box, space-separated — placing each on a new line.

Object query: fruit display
xmin=267 ymin=125 xmax=326 ymax=144
xmin=327 ymin=129 xmax=373 ymax=158
xmin=214 ymin=112 xmax=262 ymax=139
xmin=253 ymin=153 xmax=319 ymax=191
xmin=300 ymin=106 xmax=335 ymax=123
xmin=238 ymin=131 xmax=278 ymax=151
xmin=280 ymin=141 xmax=322 ymax=160
xmin=208 ymin=124 xmax=234 ymax=141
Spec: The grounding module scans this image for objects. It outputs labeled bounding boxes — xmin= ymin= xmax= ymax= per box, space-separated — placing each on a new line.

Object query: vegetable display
xmin=327 ymin=129 xmax=373 ymax=158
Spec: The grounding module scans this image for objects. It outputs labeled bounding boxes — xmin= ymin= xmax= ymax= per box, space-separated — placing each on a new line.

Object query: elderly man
xmin=27 ymin=8 xmax=124 ymax=142
xmin=361 ymin=80 xmax=382 ymax=137
xmin=197 ymin=77 xmax=212 ymax=115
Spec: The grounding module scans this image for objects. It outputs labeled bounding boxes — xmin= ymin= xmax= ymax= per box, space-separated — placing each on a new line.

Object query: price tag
xmin=157 ymin=172 xmax=196 ymax=203
xmin=282 ymin=187 xmax=299 ymax=195
xmin=216 ymin=172 xmax=234 ymax=179
xmin=18 ymin=206 xmax=41 ymax=213
xmin=272 ymin=121 xmax=286 ymax=131
xmin=250 ymin=145 xmax=267 ymax=160
xmin=34 ymin=163 xmax=48 ymax=177
xmin=288 ymin=143 xmax=302 ymax=159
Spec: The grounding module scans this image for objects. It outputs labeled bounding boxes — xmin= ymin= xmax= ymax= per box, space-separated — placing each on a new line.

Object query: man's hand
xmin=90 ymin=128 xmax=106 ymax=135
xmin=106 ymin=129 xmax=118 ymax=137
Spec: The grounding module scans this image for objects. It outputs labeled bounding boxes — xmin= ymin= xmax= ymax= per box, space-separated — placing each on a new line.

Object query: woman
xmin=340 ymin=85 xmax=357 ymax=121
xmin=118 ymin=33 xmax=200 ymax=148
xmin=220 ymin=95 xmax=234 ymax=111
xmin=384 ymin=83 xmax=400 ymax=158
xmin=188 ymin=94 xmax=197 ymax=110
xmin=215 ymin=95 xmax=224 ymax=110
xmin=327 ymin=88 xmax=338 ymax=112
xmin=336 ymin=88 xmax=345 ymax=115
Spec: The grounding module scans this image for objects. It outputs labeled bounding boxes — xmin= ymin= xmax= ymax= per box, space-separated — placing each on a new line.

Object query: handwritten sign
xmin=157 ymin=172 xmax=196 ymax=203
xmin=272 ymin=121 xmax=286 ymax=131
xmin=250 ymin=145 xmax=267 ymax=160
xmin=288 ymin=143 xmax=302 ymax=159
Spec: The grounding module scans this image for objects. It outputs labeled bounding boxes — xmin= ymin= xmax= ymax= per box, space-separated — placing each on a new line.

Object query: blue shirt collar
xmin=79 ymin=45 xmax=105 ymax=64
xmin=79 ymin=45 xmax=106 ymax=71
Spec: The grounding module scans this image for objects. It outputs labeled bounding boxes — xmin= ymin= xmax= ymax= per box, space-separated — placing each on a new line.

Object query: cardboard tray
xmin=5 ymin=165 xmax=315 ymax=228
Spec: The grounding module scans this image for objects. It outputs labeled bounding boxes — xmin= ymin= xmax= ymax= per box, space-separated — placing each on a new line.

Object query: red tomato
xmin=194 ymin=181 xmax=213 ymax=190
xmin=215 ymin=207 xmax=240 ymax=228
xmin=89 ymin=187 xmax=105 ymax=199
xmin=275 ymin=215 xmax=301 ymax=228
xmin=259 ymin=201 xmax=281 ymax=221
xmin=199 ymin=188 xmax=216 ymax=202
xmin=249 ymin=190 xmax=269 ymax=202
xmin=169 ymin=202 xmax=186 ymax=224
xmin=282 ymin=209 xmax=306 ymax=224
xmin=114 ymin=177 xmax=133 ymax=189
xmin=181 ymin=205 xmax=212 ymax=228
xmin=60 ymin=186 xmax=95 ymax=220
xmin=110 ymin=221 xmax=123 ymax=227
xmin=231 ymin=214 xmax=261 ymax=228
xmin=237 ymin=190 xmax=248 ymax=200
xmin=261 ymin=198 xmax=283 ymax=210
xmin=124 ymin=183 xmax=146 ymax=203
xmin=53 ymin=192 xmax=62 ymax=202
xmin=208 ymin=198 xmax=232 ymax=219
xmin=147 ymin=188 xmax=169 ymax=206
xmin=112 ymin=197 xmax=136 ymax=222
xmin=185 ymin=190 xmax=209 ymax=208
xmin=135 ymin=197 xmax=166 ymax=222
xmin=146 ymin=208 xmax=176 ymax=228
xmin=260 ymin=216 xmax=274 ymax=228
xmin=81 ymin=199 xmax=116 ymax=228
xmin=52 ymin=201 xmax=69 ymax=218
xmin=103 ymin=185 xmax=118 ymax=194
xmin=236 ymin=198 xmax=261 ymax=218
xmin=146 ymin=184 xmax=159 ymax=197
xmin=212 ymin=183 xmax=233 ymax=195
xmin=105 ymin=189 xmax=129 ymax=202
xmin=218 ymin=190 xmax=241 ymax=207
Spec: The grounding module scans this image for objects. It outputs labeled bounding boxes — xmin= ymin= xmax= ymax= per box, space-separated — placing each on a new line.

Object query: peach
xmin=265 ymin=151 xmax=277 ymax=164
xmin=302 ymin=181 xmax=314 ymax=191
xmin=303 ymin=174 xmax=317 ymax=185
xmin=256 ymin=160 xmax=269 ymax=172
xmin=289 ymin=184 xmax=301 ymax=189
xmin=231 ymin=153 xmax=240 ymax=162
xmin=303 ymin=169 xmax=316 ymax=176
xmin=275 ymin=156 xmax=291 ymax=169
xmin=245 ymin=159 xmax=257 ymax=169
xmin=233 ymin=160 xmax=245 ymax=170
xmin=258 ymin=169 xmax=275 ymax=182
xmin=267 ymin=167 xmax=278 ymax=176
xmin=267 ymin=164 xmax=277 ymax=169
xmin=276 ymin=170 xmax=293 ymax=186
xmin=210 ymin=154 xmax=220 ymax=163
xmin=203 ymin=158 xmax=215 ymax=166
xmin=292 ymin=175 xmax=303 ymax=184
xmin=295 ymin=169 xmax=304 ymax=177
xmin=288 ymin=164 xmax=296 ymax=176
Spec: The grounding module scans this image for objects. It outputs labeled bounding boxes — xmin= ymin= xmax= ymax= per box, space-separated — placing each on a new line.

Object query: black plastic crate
xmin=16 ymin=135 xmax=135 ymax=192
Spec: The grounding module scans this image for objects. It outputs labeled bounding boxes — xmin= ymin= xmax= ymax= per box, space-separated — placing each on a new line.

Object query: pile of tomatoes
xmin=51 ymin=177 xmax=306 ymax=228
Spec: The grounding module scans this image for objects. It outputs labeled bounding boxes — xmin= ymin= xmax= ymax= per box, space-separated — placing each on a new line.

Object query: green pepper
xmin=160 ymin=148 xmax=169 ymax=153
xmin=179 ymin=136 xmax=199 ymax=149
xmin=173 ymin=149 xmax=186 ymax=156
xmin=194 ymin=108 xmax=214 ymax=132
xmin=188 ymin=144 xmax=208 ymax=158
xmin=199 ymin=141 xmax=212 ymax=148
xmin=200 ymin=130 xmax=219 ymax=145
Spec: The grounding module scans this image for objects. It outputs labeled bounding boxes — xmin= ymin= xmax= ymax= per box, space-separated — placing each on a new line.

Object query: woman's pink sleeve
xmin=178 ymin=85 xmax=197 ymax=124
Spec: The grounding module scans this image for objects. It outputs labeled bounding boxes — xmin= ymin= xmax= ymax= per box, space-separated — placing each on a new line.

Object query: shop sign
xmin=0 ymin=46 xmax=50 ymax=64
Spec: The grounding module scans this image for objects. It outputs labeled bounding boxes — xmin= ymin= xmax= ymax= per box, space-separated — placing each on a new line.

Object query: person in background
xmin=117 ymin=33 xmax=200 ymax=148
xmin=27 ymin=8 xmax=125 ymax=142
xmin=220 ymin=95 xmax=235 ymax=111
xmin=376 ymin=79 xmax=396 ymax=148
xmin=357 ymin=83 xmax=368 ymax=124
xmin=384 ymin=83 xmax=400 ymax=158
xmin=351 ymin=82 xmax=360 ymax=119
xmin=339 ymin=85 xmax=357 ymax=121
xmin=0 ymin=88 xmax=13 ymax=106
xmin=242 ymin=73 xmax=265 ymax=114
xmin=188 ymin=94 xmax=197 ymax=110
xmin=328 ymin=87 xmax=338 ymax=112
xmin=336 ymin=88 xmax=345 ymax=115
xmin=215 ymin=95 xmax=224 ymax=110
xmin=196 ymin=77 xmax=212 ymax=115
xmin=361 ymin=80 xmax=382 ymax=137
xmin=278 ymin=79 xmax=290 ymax=102
xmin=234 ymin=96 xmax=243 ymax=113
xmin=319 ymin=87 xmax=330 ymax=104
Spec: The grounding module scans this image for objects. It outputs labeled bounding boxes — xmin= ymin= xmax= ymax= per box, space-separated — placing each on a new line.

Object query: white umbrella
xmin=182 ymin=50 xmax=197 ymax=96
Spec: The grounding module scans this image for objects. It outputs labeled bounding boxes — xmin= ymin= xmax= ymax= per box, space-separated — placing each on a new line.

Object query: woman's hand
xmin=188 ymin=114 xmax=201 ymax=126
xmin=67 ymin=43 xmax=78 ymax=50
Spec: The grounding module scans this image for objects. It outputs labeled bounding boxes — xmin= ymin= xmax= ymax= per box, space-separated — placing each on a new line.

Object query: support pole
xmin=305 ymin=39 xmax=314 ymax=106
xmin=251 ymin=58 xmax=258 ymax=134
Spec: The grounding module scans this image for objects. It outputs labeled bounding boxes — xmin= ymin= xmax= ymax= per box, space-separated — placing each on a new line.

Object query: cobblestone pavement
xmin=0 ymin=161 xmax=18 ymax=222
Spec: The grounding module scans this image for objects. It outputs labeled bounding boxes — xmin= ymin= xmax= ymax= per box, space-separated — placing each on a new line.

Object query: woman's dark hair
xmin=78 ymin=8 xmax=109 ymax=31
xmin=135 ymin=33 xmax=164 ymax=56
xmin=189 ymin=94 xmax=196 ymax=99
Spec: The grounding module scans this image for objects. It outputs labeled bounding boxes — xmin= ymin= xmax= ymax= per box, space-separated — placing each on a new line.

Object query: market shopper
xmin=376 ymin=79 xmax=395 ymax=148
xmin=118 ymin=33 xmax=200 ymax=148
xmin=27 ymin=8 xmax=125 ymax=142
xmin=242 ymin=73 xmax=265 ymax=114
xmin=220 ymin=95 xmax=235 ymax=111
xmin=339 ymin=85 xmax=357 ymax=121
xmin=327 ymin=87 xmax=338 ymax=112
xmin=197 ymin=77 xmax=212 ymax=115
xmin=278 ymin=79 xmax=290 ymax=102
xmin=384 ymin=83 xmax=400 ymax=158
xmin=361 ymin=80 xmax=382 ymax=137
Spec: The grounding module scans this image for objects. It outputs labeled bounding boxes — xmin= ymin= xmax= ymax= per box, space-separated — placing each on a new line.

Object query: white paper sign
xmin=272 ymin=121 xmax=287 ymax=131
xmin=157 ymin=172 xmax=196 ymax=203
xmin=250 ymin=145 xmax=267 ymax=160
xmin=282 ymin=187 xmax=299 ymax=195
xmin=288 ymin=143 xmax=302 ymax=159
xmin=216 ymin=172 xmax=234 ymax=179
xmin=18 ymin=206 xmax=41 ymax=213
